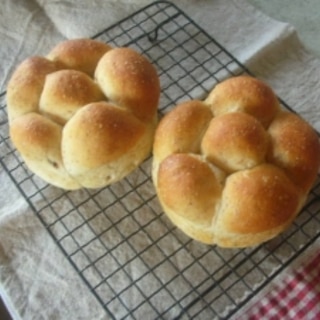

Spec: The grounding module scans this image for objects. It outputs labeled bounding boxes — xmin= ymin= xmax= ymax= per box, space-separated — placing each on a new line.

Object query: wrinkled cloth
xmin=1 ymin=1 xmax=320 ymax=319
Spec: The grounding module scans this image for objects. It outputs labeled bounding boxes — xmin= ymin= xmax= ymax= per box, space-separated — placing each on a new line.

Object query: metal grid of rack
xmin=1 ymin=1 xmax=320 ymax=319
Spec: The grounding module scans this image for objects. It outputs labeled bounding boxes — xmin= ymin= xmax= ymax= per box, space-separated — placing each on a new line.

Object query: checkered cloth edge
xmin=242 ymin=251 xmax=320 ymax=320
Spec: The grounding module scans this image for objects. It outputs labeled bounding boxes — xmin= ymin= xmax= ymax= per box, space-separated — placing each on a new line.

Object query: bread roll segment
xmin=47 ymin=38 xmax=112 ymax=76
xmin=6 ymin=57 xmax=63 ymax=123
xmin=201 ymin=112 xmax=269 ymax=173
xmin=157 ymin=153 xmax=224 ymax=244
xmin=62 ymin=102 xmax=154 ymax=188
xmin=95 ymin=47 xmax=160 ymax=122
xmin=7 ymin=38 xmax=160 ymax=189
xmin=40 ymin=69 xmax=105 ymax=125
xmin=152 ymin=100 xmax=212 ymax=185
xmin=214 ymin=164 xmax=302 ymax=247
xmin=153 ymin=75 xmax=320 ymax=248
xmin=267 ymin=111 xmax=320 ymax=193
xmin=10 ymin=113 xmax=81 ymax=190
xmin=206 ymin=76 xmax=280 ymax=128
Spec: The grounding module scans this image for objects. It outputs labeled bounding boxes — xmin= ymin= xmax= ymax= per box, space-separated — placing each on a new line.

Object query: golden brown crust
xmin=158 ymin=154 xmax=222 ymax=225
xmin=7 ymin=39 xmax=160 ymax=189
xmin=268 ymin=111 xmax=320 ymax=193
xmin=47 ymin=38 xmax=112 ymax=76
xmin=214 ymin=164 xmax=303 ymax=247
xmin=216 ymin=164 xmax=301 ymax=232
xmin=153 ymin=76 xmax=320 ymax=248
xmin=10 ymin=112 xmax=62 ymax=158
xmin=40 ymin=70 xmax=105 ymax=125
xmin=95 ymin=47 xmax=160 ymax=122
xmin=201 ymin=112 xmax=269 ymax=172
xmin=153 ymin=100 xmax=212 ymax=163
xmin=10 ymin=113 xmax=80 ymax=189
xmin=206 ymin=75 xmax=280 ymax=128
xmin=6 ymin=56 xmax=63 ymax=123
xmin=62 ymin=102 xmax=145 ymax=169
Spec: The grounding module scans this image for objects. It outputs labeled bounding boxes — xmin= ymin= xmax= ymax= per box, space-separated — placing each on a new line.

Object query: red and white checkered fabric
xmin=243 ymin=251 xmax=320 ymax=320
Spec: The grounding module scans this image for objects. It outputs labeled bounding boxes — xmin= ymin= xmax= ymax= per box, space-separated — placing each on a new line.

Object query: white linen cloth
xmin=1 ymin=1 xmax=320 ymax=319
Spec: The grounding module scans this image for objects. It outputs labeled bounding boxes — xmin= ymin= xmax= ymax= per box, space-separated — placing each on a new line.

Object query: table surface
xmin=1 ymin=1 xmax=320 ymax=319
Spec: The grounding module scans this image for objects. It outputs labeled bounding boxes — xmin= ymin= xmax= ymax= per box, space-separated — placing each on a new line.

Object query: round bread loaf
xmin=7 ymin=38 xmax=160 ymax=189
xmin=152 ymin=76 xmax=320 ymax=247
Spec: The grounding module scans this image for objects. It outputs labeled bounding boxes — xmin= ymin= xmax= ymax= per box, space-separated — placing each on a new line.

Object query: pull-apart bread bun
xmin=7 ymin=38 xmax=160 ymax=189
xmin=152 ymin=76 xmax=320 ymax=248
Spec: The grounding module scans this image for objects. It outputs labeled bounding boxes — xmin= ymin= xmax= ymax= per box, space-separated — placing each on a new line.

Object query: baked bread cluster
xmin=7 ymin=38 xmax=160 ymax=189
xmin=152 ymin=76 xmax=320 ymax=247
xmin=7 ymin=40 xmax=320 ymax=248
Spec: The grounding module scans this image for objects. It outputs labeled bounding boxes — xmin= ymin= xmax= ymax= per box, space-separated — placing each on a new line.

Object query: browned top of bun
xmin=153 ymin=100 xmax=212 ymax=164
xmin=95 ymin=47 xmax=160 ymax=122
xmin=7 ymin=57 xmax=62 ymax=122
xmin=10 ymin=112 xmax=62 ymax=158
xmin=268 ymin=111 xmax=320 ymax=193
xmin=201 ymin=112 xmax=269 ymax=172
xmin=153 ymin=75 xmax=320 ymax=247
xmin=40 ymin=69 xmax=105 ymax=124
xmin=217 ymin=164 xmax=301 ymax=234
xmin=62 ymin=102 xmax=146 ymax=168
xmin=47 ymin=38 xmax=112 ymax=76
xmin=206 ymin=76 xmax=280 ymax=127
xmin=158 ymin=153 xmax=222 ymax=225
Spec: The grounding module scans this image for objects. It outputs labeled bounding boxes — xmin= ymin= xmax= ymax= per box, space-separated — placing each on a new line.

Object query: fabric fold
xmin=0 ymin=0 xmax=66 ymax=92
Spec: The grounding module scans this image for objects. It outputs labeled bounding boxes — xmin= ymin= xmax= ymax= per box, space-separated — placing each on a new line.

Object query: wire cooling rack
xmin=1 ymin=1 xmax=320 ymax=319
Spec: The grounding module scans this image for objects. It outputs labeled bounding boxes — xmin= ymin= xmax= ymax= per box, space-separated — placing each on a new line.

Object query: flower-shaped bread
xmin=152 ymin=76 xmax=320 ymax=247
xmin=7 ymin=39 xmax=160 ymax=189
